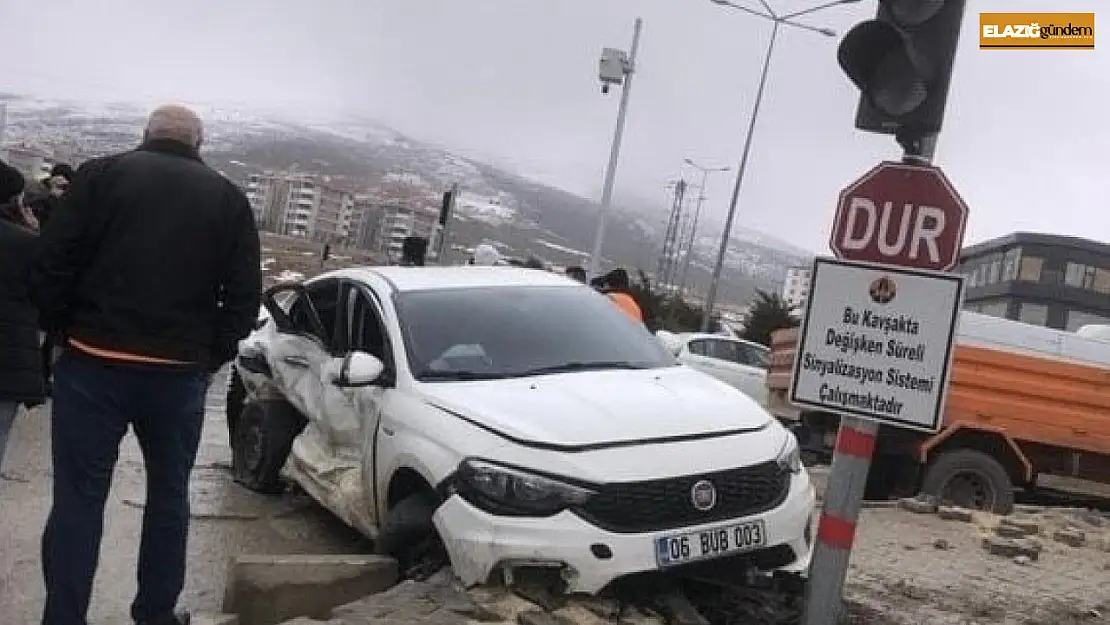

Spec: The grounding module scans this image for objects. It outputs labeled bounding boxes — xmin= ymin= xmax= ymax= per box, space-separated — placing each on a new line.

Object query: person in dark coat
xmin=28 ymin=163 xmax=74 ymax=230
xmin=30 ymin=105 xmax=262 ymax=625
xmin=30 ymin=163 xmax=75 ymax=395
xmin=0 ymin=161 xmax=44 ymax=473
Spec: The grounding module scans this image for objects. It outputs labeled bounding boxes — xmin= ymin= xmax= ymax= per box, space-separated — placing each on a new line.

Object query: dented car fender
xmin=373 ymin=390 xmax=507 ymax=516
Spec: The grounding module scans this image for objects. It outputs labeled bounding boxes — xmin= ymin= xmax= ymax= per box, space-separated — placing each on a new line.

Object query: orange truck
xmin=767 ymin=311 xmax=1110 ymax=514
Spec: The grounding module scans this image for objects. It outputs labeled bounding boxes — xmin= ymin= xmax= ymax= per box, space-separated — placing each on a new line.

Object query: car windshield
xmin=395 ymin=285 xmax=676 ymax=381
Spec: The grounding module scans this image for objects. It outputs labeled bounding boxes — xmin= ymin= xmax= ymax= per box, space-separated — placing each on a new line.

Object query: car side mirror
xmin=333 ymin=351 xmax=385 ymax=387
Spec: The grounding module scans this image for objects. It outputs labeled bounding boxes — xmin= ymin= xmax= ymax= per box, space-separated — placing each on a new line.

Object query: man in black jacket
xmin=0 ymin=161 xmax=44 ymax=472
xmin=31 ymin=105 xmax=261 ymax=625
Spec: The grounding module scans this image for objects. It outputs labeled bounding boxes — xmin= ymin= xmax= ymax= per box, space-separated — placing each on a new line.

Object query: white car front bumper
xmin=434 ymin=469 xmax=816 ymax=594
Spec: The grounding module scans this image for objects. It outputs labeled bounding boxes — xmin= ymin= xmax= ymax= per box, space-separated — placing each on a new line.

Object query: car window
xmin=687 ymin=339 xmax=711 ymax=356
xmin=736 ymin=343 xmax=770 ymax=369
xmin=345 ymin=286 xmax=390 ymax=364
xmin=394 ymin=285 xmax=675 ymax=381
xmin=707 ymin=339 xmax=741 ymax=363
xmin=289 ymin=280 xmax=340 ymax=347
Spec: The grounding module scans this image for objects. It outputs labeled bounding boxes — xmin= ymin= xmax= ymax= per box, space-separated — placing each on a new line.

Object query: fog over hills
xmin=1 ymin=94 xmax=811 ymax=306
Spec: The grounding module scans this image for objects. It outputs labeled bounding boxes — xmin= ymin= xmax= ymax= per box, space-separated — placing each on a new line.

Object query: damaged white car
xmin=226 ymin=266 xmax=816 ymax=594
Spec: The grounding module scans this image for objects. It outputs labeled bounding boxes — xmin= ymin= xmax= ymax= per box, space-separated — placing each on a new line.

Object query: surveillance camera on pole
xmin=587 ymin=18 xmax=643 ymax=278
xmin=599 ymin=48 xmax=629 ymax=95
xmin=837 ymin=0 xmax=967 ymax=157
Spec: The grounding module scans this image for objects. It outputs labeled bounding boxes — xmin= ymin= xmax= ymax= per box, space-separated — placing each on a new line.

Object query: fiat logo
xmin=690 ymin=480 xmax=717 ymax=512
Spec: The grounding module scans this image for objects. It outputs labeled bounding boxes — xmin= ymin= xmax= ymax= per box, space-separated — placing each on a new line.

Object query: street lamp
xmin=676 ymin=159 xmax=730 ymax=300
xmin=587 ymin=17 xmax=644 ymax=279
xmin=700 ymin=0 xmax=861 ymax=332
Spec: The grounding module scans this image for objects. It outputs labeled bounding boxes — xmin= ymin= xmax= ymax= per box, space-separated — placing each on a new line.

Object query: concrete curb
xmin=222 ymin=554 xmax=399 ymax=625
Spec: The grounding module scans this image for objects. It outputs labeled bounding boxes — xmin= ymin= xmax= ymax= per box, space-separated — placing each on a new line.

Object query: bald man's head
xmin=144 ymin=105 xmax=204 ymax=149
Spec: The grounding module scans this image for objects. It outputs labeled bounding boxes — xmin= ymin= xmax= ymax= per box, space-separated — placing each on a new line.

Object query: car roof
xmin=321 ymin=265 xmax=580 ymax=292
xmin=676 ymin=332 xmax=769 ymax=350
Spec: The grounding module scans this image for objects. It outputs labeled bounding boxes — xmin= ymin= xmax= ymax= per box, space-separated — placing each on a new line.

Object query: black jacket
xmin=28 ymin=193 xmax=60 ymax=229
xmin=0 ymin=215 xmax=44 ymax=403
xmin=30 ymin=139 xmax=262 ymax=371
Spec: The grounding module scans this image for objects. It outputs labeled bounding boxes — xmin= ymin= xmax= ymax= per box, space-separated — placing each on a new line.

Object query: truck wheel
xmin=921 ymin=449 xmax=1015 ymax=514
xmin=376 ymin=490 xmax=441 ymax=572
xmin=232 ymin=399 xmax=307 ymax=495
xmin=226 ymin=364 xmax=247 ymax=446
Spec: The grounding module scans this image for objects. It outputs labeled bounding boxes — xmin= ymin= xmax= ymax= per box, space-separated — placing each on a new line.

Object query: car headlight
xmin=454 ymin=459 xmax=595 ymax=517
xmin=776 ymin=433 xmax=803 ymax=474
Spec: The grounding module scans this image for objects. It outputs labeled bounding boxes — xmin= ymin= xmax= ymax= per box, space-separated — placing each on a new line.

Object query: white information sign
xmin=789 ymin=257 xmax=965 ymax=433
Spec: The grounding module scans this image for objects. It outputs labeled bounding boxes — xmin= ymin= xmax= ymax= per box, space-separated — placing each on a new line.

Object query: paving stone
xmin=1000 ymin=517 xmax=1040 ymax=535
xmin=513 ymin=582 xmax=566 ymax=612
xmin=995 ymin=524 xmax=1030 ymax=539
xmin=1078 ymin=510 xmax=1105 ymax=527
xmin=937 ymin=506 xmax=974 ymax=522
xmin=577 ymin=596 xmax=621 ymax=620
xmin=982 ymin=536 xmax=1041 ymax=561
xmin=1053 ymin=528 xmax=1087 ymax=548
xmin=518 ymin=609 xmax=575 ymax=625
xmin=483 ymin=591 xmax=547 ymax=622
xmin=899 ymin=496 xmax=938 ymax=514
xmin=617 ymin=607 xmax=666 ymax=625
xmin=193 ymin=615 xmax=241 ymax=625
xmin=553 ymin=605 xmax=613 ymax=625
xmin=654 ymin=592 xmax=710 ymax=625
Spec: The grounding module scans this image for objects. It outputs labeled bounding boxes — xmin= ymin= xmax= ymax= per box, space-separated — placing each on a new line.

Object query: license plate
xmin=654 ymin=520 xmax=767 ymax=568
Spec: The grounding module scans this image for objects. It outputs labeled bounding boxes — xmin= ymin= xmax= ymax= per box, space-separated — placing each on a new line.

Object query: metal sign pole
xmin=803 ymin=134 xmax=943 ymax=624
xmin=802 ymin=417 xmax=878 ymax=624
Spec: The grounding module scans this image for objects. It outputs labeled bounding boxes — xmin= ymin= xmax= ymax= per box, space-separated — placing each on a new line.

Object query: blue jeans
xmin=41 ymin=350 xmax=208 ymax=625
xmin=0 ymin=400 xmax=19 ymax=472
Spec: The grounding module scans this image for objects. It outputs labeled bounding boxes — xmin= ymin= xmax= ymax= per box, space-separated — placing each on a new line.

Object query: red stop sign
xmin=829 ymin=161 xmax=969 ymax=271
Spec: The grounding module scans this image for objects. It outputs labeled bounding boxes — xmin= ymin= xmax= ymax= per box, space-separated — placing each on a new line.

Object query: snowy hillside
xmin=0 ymin=94 xmax=811 ymax=305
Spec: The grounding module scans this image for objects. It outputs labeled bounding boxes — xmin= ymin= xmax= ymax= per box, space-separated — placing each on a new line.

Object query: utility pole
xmin=588 ymin=17 xmax=643 ymax=278
xmin=657 ymin=179 xmax=687 ymax=291
xmin=677 ymin=160 xmax=730 ymax=300
xmin=700 ymin=0 xmax=855 ymax=332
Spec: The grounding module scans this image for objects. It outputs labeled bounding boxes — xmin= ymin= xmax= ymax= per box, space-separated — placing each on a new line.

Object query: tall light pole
xmin=588 ymin=17 xmax=643 ymax=279
xmin=700 ymin=0 xmax=861 ymax=332
xmin=677 ymin=159 xmax=730 ymax=299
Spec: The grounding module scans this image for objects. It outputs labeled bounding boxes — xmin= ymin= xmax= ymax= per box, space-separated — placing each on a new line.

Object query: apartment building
xmin=781 ymin=265 xmax=812 ymax=313
xmin=350 ymin=195 xmax=383 ymax=250
xmin=378 ymin=204 xmax=439 ymax=262
xmin=246 ymin=172 xmax=355 ymax=242
xmin=957 ymin=232 xmax=1110 ymax=331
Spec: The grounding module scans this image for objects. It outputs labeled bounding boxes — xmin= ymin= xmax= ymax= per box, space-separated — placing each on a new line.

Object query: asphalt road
xmin=0 ymin=367 xmax=370 ymax=624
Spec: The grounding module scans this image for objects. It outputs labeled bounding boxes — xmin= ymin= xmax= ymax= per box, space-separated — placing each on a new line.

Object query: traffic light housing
xmin=401 ymin=236 xmax=429 ymax=266
xmin=838 ymin=0 xmax=967 ymax=148
xmin=438 ymin=189 xmax=455 ymax=226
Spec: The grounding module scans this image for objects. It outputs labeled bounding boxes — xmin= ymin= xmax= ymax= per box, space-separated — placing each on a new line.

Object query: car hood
xmin=416 ymin=365 xmax=772 ymax=450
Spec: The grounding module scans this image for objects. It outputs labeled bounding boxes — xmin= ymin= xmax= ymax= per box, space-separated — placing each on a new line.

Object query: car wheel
xmin=921 ymin=448 xmax=1015 ymax=514
xmin=376 ymin=490 xmax=442 ymax=573
xmin=231 ymin=399 xmax=307 ymax=495
xmin=226 ymin=364 xmax=247 ymax=446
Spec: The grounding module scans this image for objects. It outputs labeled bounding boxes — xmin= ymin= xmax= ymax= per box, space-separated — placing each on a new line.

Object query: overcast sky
xmin=1 ymin=0 xmax=1106 ymax=253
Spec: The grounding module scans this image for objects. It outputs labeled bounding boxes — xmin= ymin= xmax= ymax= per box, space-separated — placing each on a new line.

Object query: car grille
xmin=575 ymin=461 xmax=791 ymax=534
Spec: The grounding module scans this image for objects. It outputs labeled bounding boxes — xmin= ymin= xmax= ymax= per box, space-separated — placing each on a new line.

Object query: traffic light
xmin=837 ymin=0 xmax=967 ymax=148
xmin=401 ymin=236 xmax=429 ymax=267
xmin=438 ymin=189 xmax=455 ymax=226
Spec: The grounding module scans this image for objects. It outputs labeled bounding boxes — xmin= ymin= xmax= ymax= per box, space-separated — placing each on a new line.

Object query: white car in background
xmin=226 ymin=266 xmax=814 ymax=593
xmin=657 ymin=332 xmax=771 ymax=407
